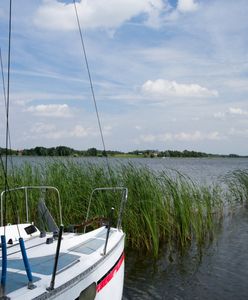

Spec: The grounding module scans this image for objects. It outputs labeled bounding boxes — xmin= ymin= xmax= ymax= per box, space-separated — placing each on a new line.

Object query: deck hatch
xmin=6 ymin=253 xmax=80 ymax=275
xmin=70 ymin=238 xmax=105 ymax=254
xmin=0 ymin=271 xmax=40 ymax=294
xmin=69 ymin=230 xmax=114 ymax=255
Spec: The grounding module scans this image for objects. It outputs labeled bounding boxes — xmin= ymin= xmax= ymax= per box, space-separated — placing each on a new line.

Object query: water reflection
xmin=123 ymin=208 xmax=248 ymax=299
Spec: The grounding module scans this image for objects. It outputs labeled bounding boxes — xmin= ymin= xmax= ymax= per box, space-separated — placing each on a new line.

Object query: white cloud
xmin=158 ymin=133 xmax=173 ymax=141
xmin=27 ymin=124 xmax=94 ymax=140
xmin=175 ymin=131 xmax=202 ymax=141
xmin=26 ymin=104 xmax=72 ymax=117
xmin=214 ymin=112 xmax=226 ymax=119
xmin=141 ymin=79 xmax=218 ymax=98
xmin=70 ymin=125 xmax=92 ymax=138
xmin=207 ymin=131 xmax=222 ymax=140
xmin=229 ymin=107 xmax=248 ymax=116
xmin=30 ymin=122 xmax=56 ymax=134
xmin=139 ymin=130 xmax=222 ymax=143
xmin=177 ymin=0 xmax=199 ymax=13
xmin=28 ymin=122 xmax=67 ymax=140
xmin=140 ymin=134 xmax=156 ymax=143
xmin=44 ymin=130 xmax=67 ymax=140
xmin=34 ymin=0 xmax=166 ymax=31
xmin=214 ymin=107 xmax=248 ymax=119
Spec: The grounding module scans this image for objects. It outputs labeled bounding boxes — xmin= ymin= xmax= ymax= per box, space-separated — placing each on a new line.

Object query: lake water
xmin=6 ymin=156 xmax=248 ymax=299
xmin=122 ymin=158 xmax=248 ymax=300
xmin=8 ymin=156 xmax=248 ymax=184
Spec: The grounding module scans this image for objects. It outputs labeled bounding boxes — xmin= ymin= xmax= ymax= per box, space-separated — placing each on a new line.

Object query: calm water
xmin=123 ymin=208 xmax=248 ymax=300
xmin=122 ymin=158 xmax=248 ymax=300
xmin=8 ymin=156 xmax=248 ymax=299
xmin=9 ymin=156 xmax=248 ymax=184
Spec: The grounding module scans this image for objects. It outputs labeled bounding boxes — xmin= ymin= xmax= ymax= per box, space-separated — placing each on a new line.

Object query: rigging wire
xmin=5 ymin=0 xmax=12 ymax=179
xmin=2 ymin=0 xmax=20 ymax=236
xmin=72 ymin=0 xmax=112 ymax=177
xmin=0 ymin=48 xmax=7 ymax=109
xmin=1 ymin=46 xmax=17 ymax=228
xmin=0 ymin=47 xmax=14 ymax=171
xmin=4 ymin=0 xmax=12 ymax=232
xmin=2 ymin=0 xmax=13 ymax=233
xmin=0 ymin=47 xmax=7 ymax=172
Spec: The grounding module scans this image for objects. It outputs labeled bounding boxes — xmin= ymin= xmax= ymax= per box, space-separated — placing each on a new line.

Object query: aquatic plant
xmin=0 ymin=160 xmax=225 ymax=256
xmin=224 ymin=169 xmax=248 ymax=205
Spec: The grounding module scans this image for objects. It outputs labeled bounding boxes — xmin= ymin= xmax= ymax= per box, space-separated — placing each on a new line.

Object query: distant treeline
xmin=0 ymin=146 xmax=122 ymax=157
xmin=0 ymin=146 xmax=245 ymax=158
xmin=128 ymin=149 xmax=243 ymax=158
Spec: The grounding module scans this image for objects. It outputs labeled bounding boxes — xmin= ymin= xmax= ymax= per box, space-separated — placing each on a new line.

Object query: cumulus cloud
xmin=214 ymin=112 xmax=226 ymax=119
xmin=28 ymin=124 xmax=94 ymax=140
xmin=175 ymin=131 xmax=202 ymax=141
xmin=26 ymin=104 xmax=72 ymax=117
xmin=141 ymin=79 xmax=218 ymax=98
xmin=30 ymin=122 xmax=56 ymax=134
xmin=34 ymin=0 xmax=166 ymax=31
xmin=29 ymin=122 xmax=67 ymax=139
xmin=140 ymin=130 xmax=222 ymax=143
xmin=70 ymin=125 xmax=92 ymax=138
xmin=214 ymin=107 xmax=248 ymax=119
xmin=140 ymin=134 xmax=157 ymax=143
xmin=177 ymin=0 xmax=199 ymax=13
xmin=229 ymin=107 xmax=248 ymax=116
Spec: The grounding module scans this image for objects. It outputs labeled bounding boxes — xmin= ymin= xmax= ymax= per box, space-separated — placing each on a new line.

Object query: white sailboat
xmin=0 ymin=186 xmax=127 ymax=299
xmin=0 ymin=1 xmax=128 ymax=299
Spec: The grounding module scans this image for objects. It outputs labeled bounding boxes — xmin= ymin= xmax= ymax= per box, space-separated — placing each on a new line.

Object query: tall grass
xmin=224 ymin=169 xmax=248 ymax=205
xmin=0 ymin=160 xmax=226 ymax=256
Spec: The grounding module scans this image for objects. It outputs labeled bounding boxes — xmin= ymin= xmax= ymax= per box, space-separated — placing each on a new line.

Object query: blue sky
xmin=0 ymin=0 xmax=248 ymax=154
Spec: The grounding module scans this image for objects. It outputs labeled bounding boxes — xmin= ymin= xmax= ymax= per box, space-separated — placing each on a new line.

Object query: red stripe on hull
xmin=96 ymin=253 xmax=125 ymax=293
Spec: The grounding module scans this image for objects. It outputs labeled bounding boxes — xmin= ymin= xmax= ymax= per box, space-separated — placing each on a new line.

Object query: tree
xmin=86 ymin=148 xmax=98 ymax=156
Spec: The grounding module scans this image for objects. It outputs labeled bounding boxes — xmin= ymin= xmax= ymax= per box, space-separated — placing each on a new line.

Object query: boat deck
xmin=0 ymin=226 xmax=121 ymax=298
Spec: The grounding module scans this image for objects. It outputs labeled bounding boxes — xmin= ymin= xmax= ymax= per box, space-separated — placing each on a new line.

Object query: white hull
xmin=1 ymin=225 xmax=125 ymax=300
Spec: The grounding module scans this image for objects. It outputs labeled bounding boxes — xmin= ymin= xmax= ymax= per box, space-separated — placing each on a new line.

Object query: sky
xmin=0 ymin=0 xmax=248 ymax=155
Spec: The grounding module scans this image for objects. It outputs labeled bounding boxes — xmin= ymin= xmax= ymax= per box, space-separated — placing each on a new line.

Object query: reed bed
xmin=224 ymin=169 xmax=248 ymax=205
xmin=0 ymin=160 xmax=240 ymax=257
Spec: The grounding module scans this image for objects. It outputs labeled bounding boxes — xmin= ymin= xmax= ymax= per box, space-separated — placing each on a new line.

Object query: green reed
xmin=0 ymin=160 xmax=226 ymax=256
xmin=224 ymin=169 xmax=248 ymax=205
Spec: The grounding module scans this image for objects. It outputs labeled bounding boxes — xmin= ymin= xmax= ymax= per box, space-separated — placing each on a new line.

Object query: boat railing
xmin=0 ymin=186 xmax=62 ymax=227
xmin=84 ymin=187 xmax=128 ymax=233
